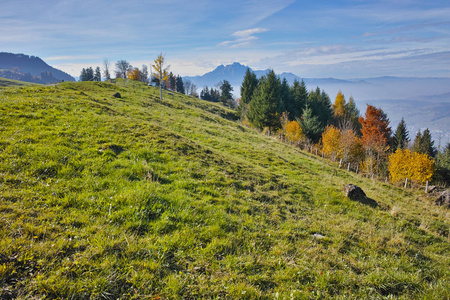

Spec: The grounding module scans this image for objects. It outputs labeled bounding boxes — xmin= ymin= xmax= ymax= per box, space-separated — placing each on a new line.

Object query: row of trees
xmin=199 ymin=80 xmax=234 ymax=106
xmin=78 ymin=56 xmax=199 ymax=98
xmin=239 ymin=68 xmax=443 ymax=185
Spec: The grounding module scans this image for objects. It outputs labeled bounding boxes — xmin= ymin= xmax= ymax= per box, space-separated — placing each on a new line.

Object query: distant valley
xmin=184 ymin=63 xmax=450 ymax=148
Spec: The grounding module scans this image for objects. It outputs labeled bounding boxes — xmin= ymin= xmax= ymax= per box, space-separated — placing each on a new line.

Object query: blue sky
xmin=1 ymin=0 xmax=450 ymax=78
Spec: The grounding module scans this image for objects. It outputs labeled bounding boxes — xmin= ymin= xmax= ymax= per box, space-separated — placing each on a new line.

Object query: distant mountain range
xmin=184 ymin=62 xmax=450 ymax=147
xmin=0 ymin=52 xmax=75 ymax=84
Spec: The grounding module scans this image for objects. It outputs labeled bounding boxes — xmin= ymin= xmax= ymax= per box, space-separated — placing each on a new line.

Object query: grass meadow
xmin=0 ymin=79 xmax=449 ymax=299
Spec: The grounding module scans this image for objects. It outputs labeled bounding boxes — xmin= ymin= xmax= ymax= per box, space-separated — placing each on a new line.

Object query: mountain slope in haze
xmin=0 ymin=80 xmax=449 ymax=299
xmin=0 ymin=52 xmax=75 ymax=83
xmin=185 ymin=62 xmax=450 ymax=146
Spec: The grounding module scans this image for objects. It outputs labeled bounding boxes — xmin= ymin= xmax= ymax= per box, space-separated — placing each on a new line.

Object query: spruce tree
xmin=248 ymin=70 xmax=281 ymax=131
xmin=219 ymin=80 xmax=233 ymax=106
xmin=176 ymin=75 xmax=185 ymax=94
xmin=289 ymin=79 xmax=307 ymax=121
xmin=307 ymin=87 xmax=333 ymax=133
xmin=413 ymin=128 xmax=436 ymax=157
xmin=344 ymin=96 xmax=361 ymax=134
xmin=240 ymin=68 xmax=258 ymax=105
xmin=393 ymin=117 xmax=409 ymax=150
xmin=94 ymin=67 xmax=101 ymax=82
xmin=239 ymin=68 xmax=258 ymax=117
xmin=299 ymin=104 xmax=322 ymax=143
xmin=279 ymin=77 xmax=292 ymax=115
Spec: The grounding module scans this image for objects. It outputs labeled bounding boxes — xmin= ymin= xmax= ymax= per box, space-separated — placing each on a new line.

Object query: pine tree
xmin=94 ymin=67 xmax=101 ymax=82
xmin=344 ymin=96 xmax=361 ymax=134
xmin=412 ymin=128 xmax=436 ymax=157
xmin=240 ymin=68 xmax=258 ymax=105
xmin=239 ymin=68 xmax=258 ymax=117
xmin=79 ymin=68 xmax=87 ymax=81
xmin=393 ymin=118 xmax=409 ymax=150
xmin=299 ymin=104 xmax=322 ymax=143
xmin=200 ymin=87 xmax=211 ymax=101
xmin=289 ymin=79 xmax=307 ymax=120
xmin=248 ymin=70 xmax=281 ymax=131
xmin=176 ymin=75 xmax=185 ymax=94
xmin=219 ymin=80 xmax=233 ymax=106
xmin=279 ymin=77 xmax=293 ymax=115
xmin=307 ymin=87 xmax=333 ymax=134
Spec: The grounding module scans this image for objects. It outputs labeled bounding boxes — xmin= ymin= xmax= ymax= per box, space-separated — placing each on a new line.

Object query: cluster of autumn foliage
xmin=238 ymin=69 xmax=439 ymax=186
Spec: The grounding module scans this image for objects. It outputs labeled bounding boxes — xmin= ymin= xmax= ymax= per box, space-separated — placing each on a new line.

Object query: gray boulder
xmin=435 ymin=190 xmax=450 ymax=208
xmin=344 ymin=184 xmax=378 ymax=207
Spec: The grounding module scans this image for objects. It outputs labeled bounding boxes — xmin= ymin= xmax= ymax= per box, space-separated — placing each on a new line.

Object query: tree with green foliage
xmin=94 ymin=67 xmax=101 ymax=82
xmin=306 ymin=87 xmax=333 ymax=134
xmin=393 ymin=118 xmax=409 ymax=151
xmin=248 ymin=70 xmax=281 ymax=131
xmin=200 ymin=87 xmax=211 ymax=101
xmin=289 ymin=79 xmax=308 ymax=121
xmin=279 ymin=77 xmax=293 ymax=115
xmin=435 ymin=143 xmax=450 ymax=185
xmin=412 ymin=128 xmax=436 ymax=158
xmin=79 ymin=67 xmax=94 ymax=81
xmin=239 ymin=68 xmax=258 ymax=117
xmin=344 ymin=96 xmax=361 ymax=134
xmin=299 ymin=104 xmax=323 ymax=143
xmin=176 ymin=75 xmax=184 ymax=94
xmin=219 ymin=80 xmax=233 ymax=106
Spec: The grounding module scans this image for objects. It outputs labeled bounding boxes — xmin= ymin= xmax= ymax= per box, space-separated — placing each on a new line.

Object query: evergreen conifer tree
xmin=248 ymin=70 xmax=281 ymax=131
xmin=94 ymin=67 xmax=101 ymax=81
xmin=289 ymin=79 xmax=307 ymax=121
xmin=344 ymin=96 xmax=361 ymax=134
xmin=413 ymin=128 xmax=436 ymax=157
xmin=219 ymin=80 xmax=233 ymax=106
xmin=393 ymin=117 xmax=409 ymax=150
xmin=239 ymin=68 xmax=258 ymax=117
xmin=176 ymin=75 xmax=185 ymax=94
xmin=299 ymin=104 xmax=322 ymax=143
xmin=279 ymin=77 xmax=292 ymax=115
xmin=307 ymin=87 xmax=333 ymax=133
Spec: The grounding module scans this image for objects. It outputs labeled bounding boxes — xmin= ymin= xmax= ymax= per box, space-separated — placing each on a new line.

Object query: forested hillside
xmin=0 ymin=80 xmax=449 ymax=299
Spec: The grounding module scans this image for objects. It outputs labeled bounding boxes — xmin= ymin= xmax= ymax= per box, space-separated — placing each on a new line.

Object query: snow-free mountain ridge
xmin=0 ymin=52 xmax=75 ymax=83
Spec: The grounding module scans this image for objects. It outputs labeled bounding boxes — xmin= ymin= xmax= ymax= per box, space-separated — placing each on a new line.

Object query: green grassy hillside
xmin=0 ymin=76 xmax=40 ymax=87
xmin=1 ymin=80 xmax=449 ymax=299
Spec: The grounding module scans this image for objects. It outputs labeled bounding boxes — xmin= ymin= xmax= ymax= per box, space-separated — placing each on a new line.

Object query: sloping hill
xmin=0 ymin=77 xmax=40 ymax=87
xmin=0 ymin=81 xmax=449 ymax=299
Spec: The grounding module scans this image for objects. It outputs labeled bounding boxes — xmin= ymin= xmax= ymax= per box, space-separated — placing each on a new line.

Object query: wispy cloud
xmin=218 ymin=27 xmax=268 ymax=48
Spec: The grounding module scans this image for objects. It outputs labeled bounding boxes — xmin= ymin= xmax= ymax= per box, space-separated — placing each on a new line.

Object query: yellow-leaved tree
xmin=322 ymin=125 xmax=341 ymax=161
xmin=285 ymin=120 xmax=304 ymax=144
xmin=127 ymin=68 xmax=142 ymax=81
xmin=333 ymin=91 xmax=346 ymax=118
xmin=152 ymin=53 xmax=170 ymax=100
xmin=388 ymin=149 xmax=435 ymax=184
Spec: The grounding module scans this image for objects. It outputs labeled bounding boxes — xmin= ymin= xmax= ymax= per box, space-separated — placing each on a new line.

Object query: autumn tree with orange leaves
xmin=359 ymin=104 xmax=391 ymax=175
xmin=127 ymin=68 xmax=142 ymax=81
